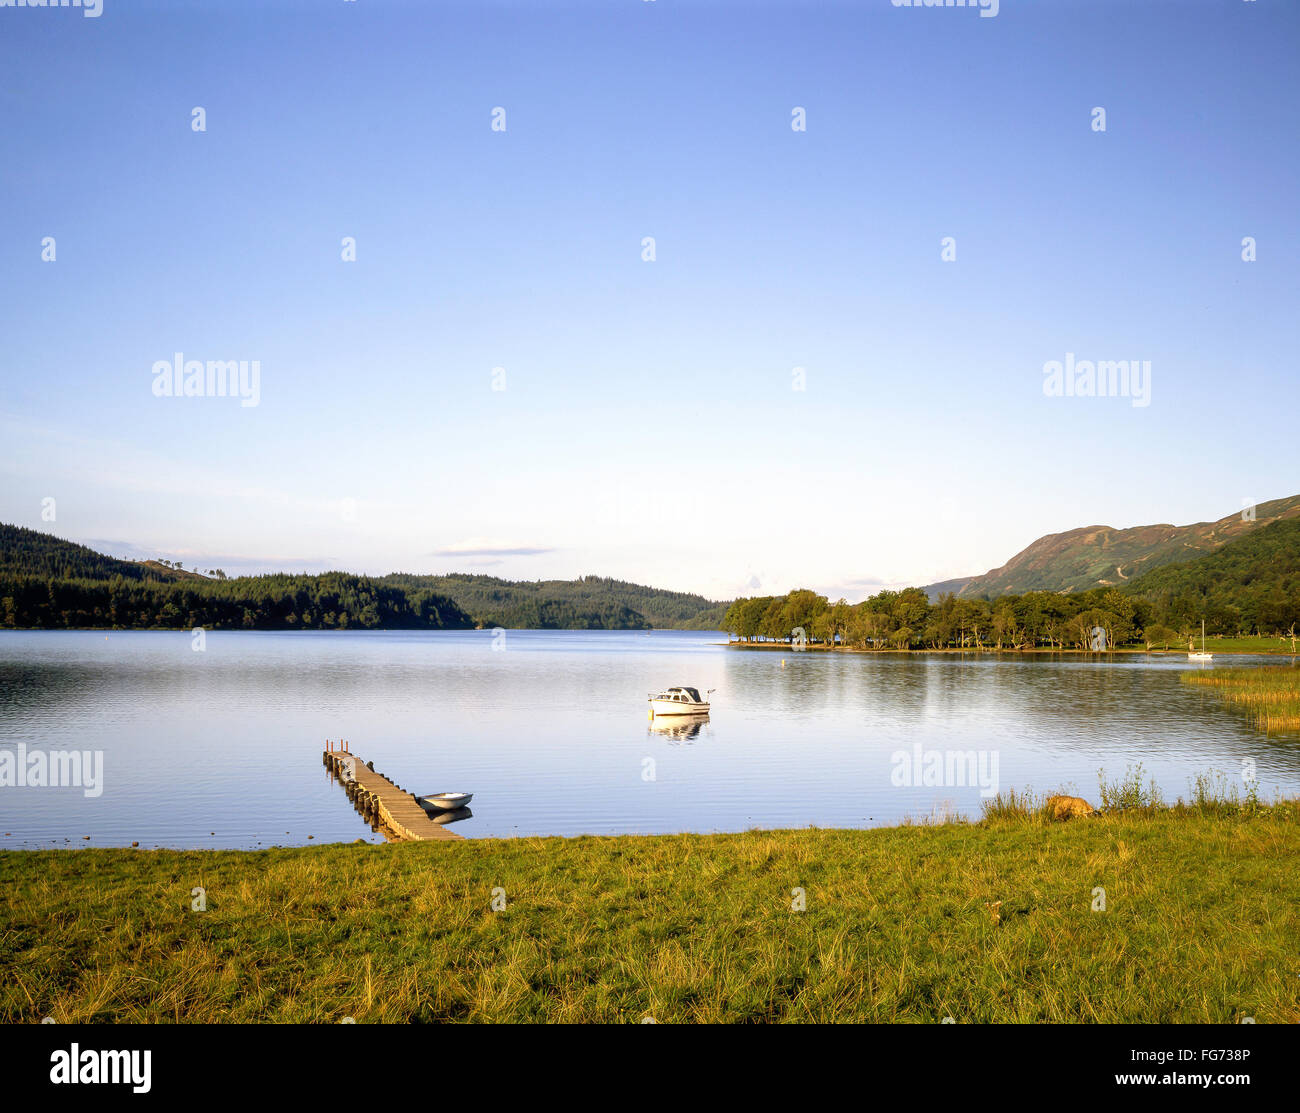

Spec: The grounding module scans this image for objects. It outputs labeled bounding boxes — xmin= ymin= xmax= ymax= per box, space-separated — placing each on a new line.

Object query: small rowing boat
xmin=417 ymin=791 xmax=473 ymax=812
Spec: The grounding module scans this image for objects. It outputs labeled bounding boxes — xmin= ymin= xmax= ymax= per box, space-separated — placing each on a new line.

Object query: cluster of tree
xmin=722 ymin=583 xmax=1289 ymax=651
xmin=0 ymin=572 xmax=473 ymax=631
xmin=381 ymin=572 xmax=727 ymax=630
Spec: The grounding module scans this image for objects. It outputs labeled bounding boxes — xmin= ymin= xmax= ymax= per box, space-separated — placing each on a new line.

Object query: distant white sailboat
xmin=1188 ymin=619 xmax=1213 ymax=661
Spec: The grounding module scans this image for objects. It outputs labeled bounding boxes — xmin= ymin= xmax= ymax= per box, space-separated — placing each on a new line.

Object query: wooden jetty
xmin=323 ymin=741 xmax=463 ymax=841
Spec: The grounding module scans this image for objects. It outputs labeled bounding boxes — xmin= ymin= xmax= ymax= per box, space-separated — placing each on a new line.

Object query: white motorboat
xmin=648 ymin=685 xmax=712 ymax=716
xmin=1188 ymin=619 xmax=1213 ymax=661
xmin=417 ymin=791 xmax=473 ymax=812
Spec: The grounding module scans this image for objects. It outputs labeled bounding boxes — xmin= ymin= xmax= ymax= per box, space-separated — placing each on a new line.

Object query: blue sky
xmin=2 ymin=0 xmax=1297 ymax=601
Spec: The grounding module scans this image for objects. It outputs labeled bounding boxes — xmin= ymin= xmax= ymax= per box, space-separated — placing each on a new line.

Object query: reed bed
xmin=1183 ymin=664 xmax=1300 ymax=732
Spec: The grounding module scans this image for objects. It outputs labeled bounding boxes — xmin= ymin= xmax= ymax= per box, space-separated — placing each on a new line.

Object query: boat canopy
xmin=661 ymin=686 xmax=702 ymax=702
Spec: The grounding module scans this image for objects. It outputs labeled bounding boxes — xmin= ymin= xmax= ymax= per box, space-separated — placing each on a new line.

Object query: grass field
xmin=3 ymin=794 xmax=1297 ymax=1024
xmin=1184 ymin=664 xmax=1300 ymax=732
xmin=1194 ymin=636 xmax=1300 ymax=655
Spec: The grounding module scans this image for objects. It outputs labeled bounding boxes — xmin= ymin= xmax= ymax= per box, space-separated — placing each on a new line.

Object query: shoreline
xmin=6 ymin=788 xmax=1296 ymax=854
xmin=721 ymin=641 xmax=1299 ymax=656
xmin=2 ymin=626 xmax=1293 ymax=656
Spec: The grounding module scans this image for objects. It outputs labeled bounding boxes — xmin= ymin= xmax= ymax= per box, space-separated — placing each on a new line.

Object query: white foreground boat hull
xmin=649 ymin=699 xmax=710 ymax=716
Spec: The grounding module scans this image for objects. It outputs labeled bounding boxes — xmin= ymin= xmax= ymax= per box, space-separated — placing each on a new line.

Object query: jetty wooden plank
xmin=323 ymin=744 xmax=463 ymax=841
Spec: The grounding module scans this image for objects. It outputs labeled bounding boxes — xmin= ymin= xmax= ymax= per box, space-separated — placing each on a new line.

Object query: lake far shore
xmin=721 ymin=640 xmax=1300 ymax=655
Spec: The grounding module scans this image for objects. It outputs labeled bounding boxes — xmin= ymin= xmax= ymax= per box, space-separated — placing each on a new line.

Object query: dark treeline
xmin=0 ymin=526 xmax=720 ymax=631
xmin=381 ymin=572 xmax=727 ymax=630
xmin=0 ymin=572 xmax=473 ymax=631
xmin=0 ymin=524 xmax=157 ymax=582
xmin=0 ymin=524 xmax=472 ymax=630
xmin=472 ymin=597 xmax=647 ymax=630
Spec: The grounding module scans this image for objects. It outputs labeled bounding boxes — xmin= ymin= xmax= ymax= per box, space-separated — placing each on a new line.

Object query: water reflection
xmin=2 ymin=630 xmax=1298 ymax=848
xmin=428 ymin=806 xmax=473 ymax=826
xmin=647 ymin=713 xmax=710 ymax=743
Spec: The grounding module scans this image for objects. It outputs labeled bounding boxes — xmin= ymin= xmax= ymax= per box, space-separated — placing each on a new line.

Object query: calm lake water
xmin=1 ymin=629 xmax=1297 ymax=849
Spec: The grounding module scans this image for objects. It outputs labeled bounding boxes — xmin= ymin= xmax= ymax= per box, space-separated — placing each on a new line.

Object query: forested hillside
xmin=381 ymin=573 xmax=727 ymax=630
xmin=0 ymin=526 xmax=472 ymax=631
xmin=1122 ymin=517 xmax=1300 ymax=634
xmin=0 ymin=527 xmax=724 ymax=631
xmin=937 ymin=494 xmax=1300 ymax=599
xmin=0 ymin=524 xmax=162 ymax=582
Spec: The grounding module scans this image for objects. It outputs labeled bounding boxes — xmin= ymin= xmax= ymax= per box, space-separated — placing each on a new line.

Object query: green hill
xmin=939 ymin=494 xmax=1300 ymax=599
xmin=0 ymin=525 xmax=472 ymax=631
xmin=380 ymin=573 xmax=728 ymax=630
xmin=0 ymin=526 xmax=726 ymax=631
xmin=0 ymin=524 xmax=167 ymax=582
xmin=1125 ymin=517 xmax=1300 ymax=634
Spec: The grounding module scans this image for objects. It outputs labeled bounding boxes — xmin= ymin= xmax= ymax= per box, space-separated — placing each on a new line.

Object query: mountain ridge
xmin=924 ymin=494 xmax=1300 ymax=600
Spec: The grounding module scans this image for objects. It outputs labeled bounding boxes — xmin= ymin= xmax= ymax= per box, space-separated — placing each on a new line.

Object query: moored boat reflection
xmin=648 ymin=714 xmax=710 ymax=743
xmin=427 ymin=806 xmax=473 ymax=826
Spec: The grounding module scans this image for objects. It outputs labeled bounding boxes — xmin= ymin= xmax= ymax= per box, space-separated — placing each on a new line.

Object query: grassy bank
xmin=3 ymin=800 xmax=1298 ymax=1023
xmin=1184 ymin=664 xmax=1300 ymax=732
xmin=1194 ymin=635 xmax=1299 ymax=655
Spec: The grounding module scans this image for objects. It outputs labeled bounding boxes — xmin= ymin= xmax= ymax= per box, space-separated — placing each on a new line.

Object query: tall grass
xmin=1183 ymin=664 xmax=1300 ymax=732
xmin=1097 ymin=763 xmax=1164 ymax=812
xmin=978 ymin=786 xmax=1043 ymax=821
xmin=1187 ymin=770 xmax=1262 ymax=816
xmin=980 ymin=766 xmax=1275 ymax=822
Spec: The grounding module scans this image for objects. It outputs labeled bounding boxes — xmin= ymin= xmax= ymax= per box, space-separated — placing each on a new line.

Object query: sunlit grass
xmin=1196 ymin=635 xmax=1299 ymax=655
xmin=3 ymin=801 xmax=1298 ymax=1023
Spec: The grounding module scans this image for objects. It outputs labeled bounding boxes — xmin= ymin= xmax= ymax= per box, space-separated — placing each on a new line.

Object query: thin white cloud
xmin=430 ymin=540 xmax=555 ymax=558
